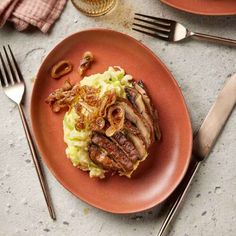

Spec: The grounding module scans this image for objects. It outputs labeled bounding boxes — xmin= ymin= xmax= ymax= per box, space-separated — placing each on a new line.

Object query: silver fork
xmin=133 ymin=13 xmax=236 ymax=46
xmin=0 ymin=45 xmax=56 ymax=220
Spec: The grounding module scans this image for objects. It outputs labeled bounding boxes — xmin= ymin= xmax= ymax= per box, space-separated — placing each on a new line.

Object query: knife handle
xmin=157 ymin=160 xmax=200 ymax=236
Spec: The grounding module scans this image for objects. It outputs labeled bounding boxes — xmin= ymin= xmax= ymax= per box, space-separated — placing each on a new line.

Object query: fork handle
xmin=18 ymin=104 xmax=56 ymax=220
xmin=192 ymin=32 xmax=236 ymax=46
xmin=157 ymin=160 xmax=201 ymax=236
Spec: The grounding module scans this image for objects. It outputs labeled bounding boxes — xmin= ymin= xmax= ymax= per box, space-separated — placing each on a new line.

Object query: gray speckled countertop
xmin=0 ymin=1 xmax=235 ymax=235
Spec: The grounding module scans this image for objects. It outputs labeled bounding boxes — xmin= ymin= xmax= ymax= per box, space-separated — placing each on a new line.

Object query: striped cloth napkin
xmin=0 ymin=0 xmax=67 ymax=33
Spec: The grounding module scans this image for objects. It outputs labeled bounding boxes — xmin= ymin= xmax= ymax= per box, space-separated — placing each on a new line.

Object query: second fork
xmin=133 ymin=13 xmax=236 ymax=46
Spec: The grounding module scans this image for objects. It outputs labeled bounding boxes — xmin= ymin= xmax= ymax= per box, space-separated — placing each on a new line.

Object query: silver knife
xmin=157 ymin=73 xmax=236 ymax=236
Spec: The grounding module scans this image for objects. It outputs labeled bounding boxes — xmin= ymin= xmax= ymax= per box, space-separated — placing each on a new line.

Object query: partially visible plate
xmin=31 ymin=29 xmax=192 ymax=213
xmin=161 ymin=0 xmax=236 ymax=15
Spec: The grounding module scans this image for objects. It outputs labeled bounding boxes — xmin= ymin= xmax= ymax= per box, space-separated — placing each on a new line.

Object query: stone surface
xmin=0 ymin=0 xmax=235 ymax=235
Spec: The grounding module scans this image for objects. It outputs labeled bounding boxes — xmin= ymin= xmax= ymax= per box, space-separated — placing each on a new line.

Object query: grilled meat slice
xmin=88 ymin=144 xmax=122 ymax=171
xmin=134 ymin=81 xmax=161 ymax=140
xmin=91 ymin=132 xmax=133 ymax=172
xmin=124 ymin=119 xmax=144 ymax=138
xmin=124 ymin=120 xmax=147 ymax=159
xmin=111 ymin=132 xmax=139 ymax=163
xmin=117 ymin=98 xmax=152 ymax=147
xmin=125 ymin=87 xmax=155 ymax=143
xmin=127 ymin=133 xmax=148 ymax=160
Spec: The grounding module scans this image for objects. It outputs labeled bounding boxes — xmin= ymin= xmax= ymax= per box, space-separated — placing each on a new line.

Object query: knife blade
xmin=157 ymin=73 xmax=236 ymax=236
xmin=193 ymin=73 xmax=236 ymax=160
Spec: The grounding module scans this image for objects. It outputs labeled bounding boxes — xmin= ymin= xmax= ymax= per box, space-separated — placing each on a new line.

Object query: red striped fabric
xmin=0 ymin=0 xmax=67 ymax=33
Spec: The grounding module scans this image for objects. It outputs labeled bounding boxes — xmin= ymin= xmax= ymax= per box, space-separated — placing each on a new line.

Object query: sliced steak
xmin=125 ymin=86 xmax=155 ymax=143
xmin=91 ymin=132 xmax=133 ymax=172
xmin=117 ymin=98 xmax=152 ymax=147
xmin=111 ymin=132 xmax=139 ymax=162
xmin=134 ymin=81 xmax=161 ymax=141
xmin=88 ymin=144 xmax=122 ymax=171
xmin=124 ymin=120 xmax=147 ymax=160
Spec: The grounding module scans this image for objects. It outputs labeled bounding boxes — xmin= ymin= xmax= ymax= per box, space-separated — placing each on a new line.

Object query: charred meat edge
xmin=111 ymin=131 xmax=139 ymax=163
xmin=88 ymin=144 xmax=122 ymax=171
xmin=117 ymin=98 xmax=151 ymax=147
xmin=127 ymin=133 xmax=147 ymax=160
xmin=134 ymin=81 xmax=161 ymax=140
xmin=125 ymin=87 xmax=155 ymax=143
xmin=124 ymin=120 xmax=147 ymax=159
xmin=91 ymin=132 xmax=134 ymax=172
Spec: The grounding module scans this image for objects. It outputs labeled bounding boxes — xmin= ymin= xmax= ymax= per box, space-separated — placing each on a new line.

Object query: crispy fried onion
xmin=90 ymin=117 xmax=106 ymax=131
xmin=99 ymin=92 xmax=117 ymax=117
xmin=79 ymin=51 xmax=94 ymax=75
xmin=89 ymin=92 xmax=117 ymax=131
xmin=45 ymin=80 xmax=80 ymax=112
xmin=46 ymin=82 xmax=122 ymax=133
xmin=75 ymin=114 xmax=85 ymax=130
xmin=79 ymin=85 xmax=100 ymax=107
xmin=51 ymin=60 xmax=73 ymax=79
xmin=46 ymin=82 xmax=101 ymax=114
xmin=105 ymin=104 xmax=125 ymax=137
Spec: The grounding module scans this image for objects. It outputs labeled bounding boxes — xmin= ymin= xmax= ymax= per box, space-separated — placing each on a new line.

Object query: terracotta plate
xmin=161 ymin=0 xmax=236 ymax=15
xmin=31 ymin=29 xmax=192 ymax=213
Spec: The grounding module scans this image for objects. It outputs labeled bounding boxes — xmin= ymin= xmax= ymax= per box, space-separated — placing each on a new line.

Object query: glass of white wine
xmin=71 ymin=0 xmax=117 ymax=16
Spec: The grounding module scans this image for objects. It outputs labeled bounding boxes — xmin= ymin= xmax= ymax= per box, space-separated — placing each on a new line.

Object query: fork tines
xmin=0 ymin=45 xmax=23 ymax=87
xmin=132 ymin=13 xmax=174 ymax=41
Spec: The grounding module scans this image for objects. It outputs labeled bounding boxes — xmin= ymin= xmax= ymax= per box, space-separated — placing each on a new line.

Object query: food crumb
xmin=131 ymin=215 xmax=143 ymax=221
xmin=63 ymin=221 xmax=69 ymax=226
xmin=83 ymin=207 xmax=89 ymax=215
xmin=20 ymin=198 xmax=28 ymax=205
xmin=8 ymin=140 xmax=14 ymax=148
xmin=201 ymin=211 xmax=207 ymax=216
xmin=31 ymin=77 xmax=36 ymax=83
xmin=122 ymin=21 xmax=130 ymax=29
xmin=214 ymin=186 xmax=222 ymax=194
